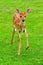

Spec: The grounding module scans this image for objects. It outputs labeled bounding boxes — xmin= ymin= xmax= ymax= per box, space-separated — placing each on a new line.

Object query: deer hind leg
xmin=23 ymin=29 xmax=29 ymax=50
xmin=18 ymin=32 xmax=21 ymax=55
xmin=10 ymin=26 xmax=16 ymax=45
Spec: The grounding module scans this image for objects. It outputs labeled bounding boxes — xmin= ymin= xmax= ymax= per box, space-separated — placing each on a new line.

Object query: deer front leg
xmin=10 ymin=27 xmax=16 ymax=45
xmin=23 ymin=29 xmax=29 ymax=50
xmin=26 ymin=32 xmax=29 ymax=50
xmin=18 ymin=32 xmax=21 ymax=55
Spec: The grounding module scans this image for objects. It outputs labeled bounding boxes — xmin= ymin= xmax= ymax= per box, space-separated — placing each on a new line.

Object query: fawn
xmin=11 ymin=9 xmax=30 ymax=55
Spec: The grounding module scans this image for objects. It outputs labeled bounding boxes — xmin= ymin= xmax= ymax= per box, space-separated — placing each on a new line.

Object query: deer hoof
xmin=10 ymin=41 xmax=13 ymax=45
xmin=26 ymin=46 xmax=29 ymax=50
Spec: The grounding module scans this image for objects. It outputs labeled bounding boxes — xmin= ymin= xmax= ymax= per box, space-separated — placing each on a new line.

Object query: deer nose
xmin=22 ymin=20 xmax=25 ymax=22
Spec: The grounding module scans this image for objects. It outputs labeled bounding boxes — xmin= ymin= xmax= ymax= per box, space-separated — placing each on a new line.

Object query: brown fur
xmin=10 ymin=9 xmax=30 ymax=55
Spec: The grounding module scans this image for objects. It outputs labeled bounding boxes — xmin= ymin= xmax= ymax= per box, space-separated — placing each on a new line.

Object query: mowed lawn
xmin=0 ymin=0 xmax=43 ymax=65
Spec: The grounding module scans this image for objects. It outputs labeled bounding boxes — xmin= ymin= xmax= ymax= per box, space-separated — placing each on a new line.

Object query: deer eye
xmin=20 ymin=16 xmax=22 ymax=18
xmin=25 ymin=16 xmax=26 ymax=18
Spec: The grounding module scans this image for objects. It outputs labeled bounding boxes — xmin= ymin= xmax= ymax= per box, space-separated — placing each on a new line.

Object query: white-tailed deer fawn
xmin=11 ymin=9 xmax=30 ymax=55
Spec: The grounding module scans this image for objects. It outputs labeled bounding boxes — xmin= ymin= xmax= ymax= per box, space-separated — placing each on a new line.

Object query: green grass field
xmin=0 ymin=0 xmax=43 ymax=65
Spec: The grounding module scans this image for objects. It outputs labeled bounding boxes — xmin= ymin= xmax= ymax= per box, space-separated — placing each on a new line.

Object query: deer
xmin=10 ymin=9 xmax=30 ymax=55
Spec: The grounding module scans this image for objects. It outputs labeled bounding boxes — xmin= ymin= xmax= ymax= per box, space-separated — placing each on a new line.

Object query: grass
xmin=0 ymin=0 xmax=43 ymax=65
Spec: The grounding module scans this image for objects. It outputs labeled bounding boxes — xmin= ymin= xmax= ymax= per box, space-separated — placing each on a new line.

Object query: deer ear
xmin=16 ymin=9 xmax=20 ymax=13
xmin=26 ymin=9 xmax=30 ymax=14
